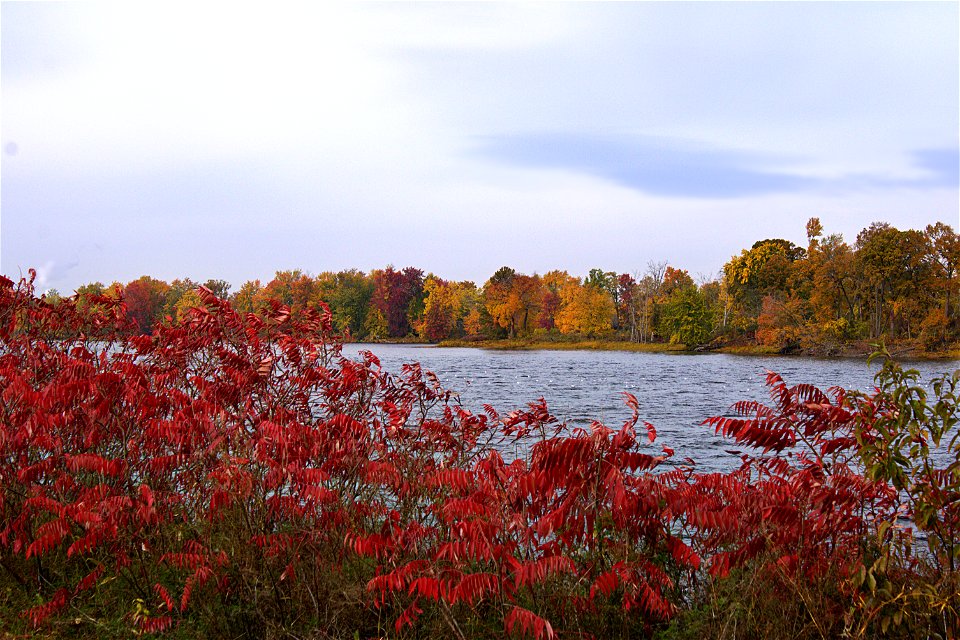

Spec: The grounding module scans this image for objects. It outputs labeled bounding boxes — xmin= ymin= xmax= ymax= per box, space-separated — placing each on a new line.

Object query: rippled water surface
xmin=343 ymin=344 xmax=959 ymax=473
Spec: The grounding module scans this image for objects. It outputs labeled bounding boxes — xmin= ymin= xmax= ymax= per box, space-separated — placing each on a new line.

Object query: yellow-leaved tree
xmin=555 ymin=278 xmax=614 ymax=336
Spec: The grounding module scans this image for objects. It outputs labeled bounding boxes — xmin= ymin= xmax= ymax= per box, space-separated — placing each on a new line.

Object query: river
xmin=343 ymin=344 xmax=960 ymax=473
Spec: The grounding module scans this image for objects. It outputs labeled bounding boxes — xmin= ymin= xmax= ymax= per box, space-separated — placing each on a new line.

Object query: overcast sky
xmin=2 ymin=2 xmax=958 ymax=294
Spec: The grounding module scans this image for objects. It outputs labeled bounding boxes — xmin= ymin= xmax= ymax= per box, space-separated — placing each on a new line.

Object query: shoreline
xmin=428 ymin=338 xmax=960 ymax=361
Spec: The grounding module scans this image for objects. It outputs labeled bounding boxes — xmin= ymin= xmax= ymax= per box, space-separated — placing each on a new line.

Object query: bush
xmin=1 ymin=271 xmax=957 ymax=638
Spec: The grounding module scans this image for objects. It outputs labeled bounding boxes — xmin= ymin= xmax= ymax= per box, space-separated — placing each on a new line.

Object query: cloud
xmin=476 ymin=132 xmax=820 ymax=198
xmin=33 ymin=259 xmax=79 ymax=293
xmin=841 ymin=148 xmax=960 ymax=191
xmin=477 ymin=133 xmax=960 ymax=199
xmin=911 ymin=149 xmax=960 ymax=188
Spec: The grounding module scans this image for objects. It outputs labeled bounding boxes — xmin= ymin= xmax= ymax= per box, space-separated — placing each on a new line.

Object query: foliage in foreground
xmin=1 ymin=272 xmax=958 ymax=639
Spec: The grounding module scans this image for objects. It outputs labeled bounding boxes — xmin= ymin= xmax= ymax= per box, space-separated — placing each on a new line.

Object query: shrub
xmin=1 ymin=271 xmax=957 ymax=639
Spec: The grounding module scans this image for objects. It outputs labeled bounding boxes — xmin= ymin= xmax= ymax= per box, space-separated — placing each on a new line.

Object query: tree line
xmin=50 ymin=218 xmax=960 ymax=351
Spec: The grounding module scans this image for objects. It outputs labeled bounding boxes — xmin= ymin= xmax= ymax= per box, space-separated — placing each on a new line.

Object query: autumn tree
xmin=855 ymin=223 xmax=932 ymax=339
xmin=371 ymin=266 xmax=424 ymax=338
xmin=924 ymin=222 xmax=960 ymax=341
xmin=418 ymin=276 xmax=476 ymax=342
xmin=231 ymin=280 xmax=263 ymax=315
xmin=123 ymin=275 xmax=170 ymax=334
xmin=799 ymin=220 xmax=859 ymax=343
xmin=585 ymin=268 xmax=619 ymax=328
xmin=723 ymin=239 xmax=805 ymax=334
xmin=74 ymin=281 xmax=109 ymax=317
xmin=403 ymin=269 xmax=428 ymax=334
xmin=483 ymin=266 xmax=517 ymax=339
xmin=554 ymin=277 xmax=614 ymax=336
xmin=21 ymin=215 xmax=958 ymax=352
xmin=419 ymin=276 xmax=453 ymax=341
xmin=539 ymin=270 xmax=577 ymax=332
xmin=755 ymin=294 xmax=809 ymax=350
xmin=660 ymin=266 xmax=695 ymax=298
xmin=173 ymin=289 xmax=204 ymax=323
xmin=255 ymin=269 xmax=319 ymax=314
xmin=41 ymin=289 xmax=64 ymax=306
xmin=363 ymin=306 xmax=388 ymax=340
xmin=482 ymin=267 xmax=543 ymax=338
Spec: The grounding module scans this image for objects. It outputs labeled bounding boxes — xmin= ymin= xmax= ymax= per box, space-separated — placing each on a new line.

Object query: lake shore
xmin=432 ymin=337 xmax=960 ymax=361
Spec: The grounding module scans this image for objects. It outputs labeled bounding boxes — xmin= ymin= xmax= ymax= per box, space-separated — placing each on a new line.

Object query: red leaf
xmin=505 ymin=606 xmax=555 ymax=640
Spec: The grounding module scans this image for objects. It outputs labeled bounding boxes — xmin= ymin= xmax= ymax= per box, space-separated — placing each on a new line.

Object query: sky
xmin=2 ymin=1 xmax=958 ymax=294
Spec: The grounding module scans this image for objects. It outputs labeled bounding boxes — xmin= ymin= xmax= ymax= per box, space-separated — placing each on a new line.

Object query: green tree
xmin=42 ymin=288 xmax=64 ymax=307
xmin=174 ymin=289 xmax=204 ymax=323
xmin=164 ymin=278 xmax=199 ymax=323
xmin=658 ymin=285 xmax=713 ymax=346
xmin=316 ymin=270 xmax=374 ymax=339
xmin=202 ymin=278 xmax=231 ymax=300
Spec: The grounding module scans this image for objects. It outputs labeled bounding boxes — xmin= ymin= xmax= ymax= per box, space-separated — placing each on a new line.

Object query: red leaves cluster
xmin=0 ymin=271 xmax=938 ymax=636
xmin=692 ymin=372 xmax=900 ymax=580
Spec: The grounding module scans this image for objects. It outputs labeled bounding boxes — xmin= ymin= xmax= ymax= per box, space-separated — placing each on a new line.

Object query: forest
xmin=48 ymin=219 xmax=960 ymax=356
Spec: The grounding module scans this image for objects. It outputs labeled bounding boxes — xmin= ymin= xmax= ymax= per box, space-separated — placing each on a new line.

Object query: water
xmin=344 ymin=344 xmax=960 ymax=473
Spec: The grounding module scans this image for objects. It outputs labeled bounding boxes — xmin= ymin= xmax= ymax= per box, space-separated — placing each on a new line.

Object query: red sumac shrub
xmin=1 ymin=271 xmax=956 ymax=639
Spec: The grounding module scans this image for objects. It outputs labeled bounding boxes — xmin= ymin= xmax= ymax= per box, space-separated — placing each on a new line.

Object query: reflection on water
xmin=343 ymin=344 xmax=959 ymax=473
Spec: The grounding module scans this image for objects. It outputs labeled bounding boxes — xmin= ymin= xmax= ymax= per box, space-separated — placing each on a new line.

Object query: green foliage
xmin=657 ymin=563 xmax=848 ymax=640
xmin=658 ymin=286 xmax=713 ymax=346
xmin=201 ymin=278 xmax=231 ymax=300
xmin=320 ymin=269 xmax=374 ymax=339
xmin=362 ymin=305 xmax=388 ymax=340
xmin=831 ymin=351 xmax=960 ymax=638
xmin=856 ymin=353 xmax=960 ymax=570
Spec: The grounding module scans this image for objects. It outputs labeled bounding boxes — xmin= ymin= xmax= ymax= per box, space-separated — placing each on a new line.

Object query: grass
xmin=715 ymin=345 xmax=782 ymax=356
xmin=438 ymin=338 xmax=688 ymax=353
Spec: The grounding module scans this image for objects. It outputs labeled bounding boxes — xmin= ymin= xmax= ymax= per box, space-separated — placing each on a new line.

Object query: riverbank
xmin=437 ymin=338 xmax=688 ymax=353
xmin=435 ymin=337 xmax=960 ymax=360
